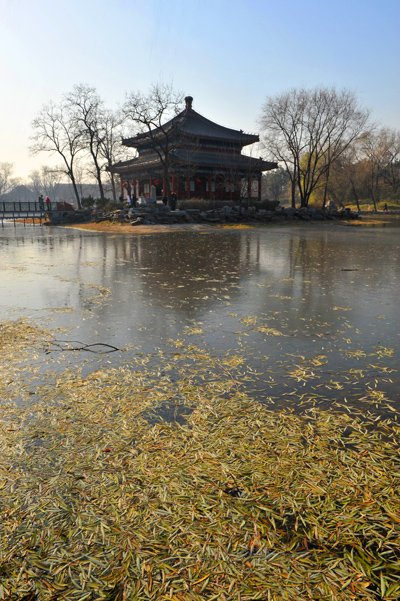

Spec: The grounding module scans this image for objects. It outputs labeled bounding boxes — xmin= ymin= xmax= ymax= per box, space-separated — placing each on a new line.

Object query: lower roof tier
xmin=109 ymin=149 xmax=277 ymax=177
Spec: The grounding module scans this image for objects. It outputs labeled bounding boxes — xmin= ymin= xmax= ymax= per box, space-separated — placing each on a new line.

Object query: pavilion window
xmin=144 ymin=183 xmax=150 ymax=193
xmin=205 ymin=181 xmax=215 ymax=192
xmin=190 ymin=181 xmax=195 ymax=192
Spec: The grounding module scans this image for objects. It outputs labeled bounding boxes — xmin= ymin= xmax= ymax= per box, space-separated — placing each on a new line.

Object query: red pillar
xmin=258 ymin=174 xmax=262 ymax=202
xmin=120 ymin=179 xmax=124 ymax=198
xmin=137 ymin=178 xmax=141 ymax=196
xmin=208 ymin=175 xmax=212 ymax=199
xmin=248 ymin=177 xmax=251 ymax=200
xmin=172 ymin=174 xmax=176 ymax=193
xmin=186 ymin=175 xmax=190 ymax=199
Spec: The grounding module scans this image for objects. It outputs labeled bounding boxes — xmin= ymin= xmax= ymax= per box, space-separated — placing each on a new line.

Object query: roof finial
xmin=185 ymin=96 xmax=193 ymax=111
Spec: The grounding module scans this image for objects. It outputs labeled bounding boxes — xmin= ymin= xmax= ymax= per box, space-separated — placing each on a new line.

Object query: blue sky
xmin=1 ymin=0 xmax=399 ymax=179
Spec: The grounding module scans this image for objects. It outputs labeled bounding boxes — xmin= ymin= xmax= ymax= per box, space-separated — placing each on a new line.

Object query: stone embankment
xmin=45 ymin=209 xmax=92 ymax=225
xmin=94 ymin=204 xmax=360 ymax=226
xmin=93 ymin=204 xmax=360 ymax=226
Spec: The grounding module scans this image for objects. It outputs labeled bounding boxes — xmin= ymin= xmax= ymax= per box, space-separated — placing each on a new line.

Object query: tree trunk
xmin=96 ymin=164 xmax=105 ymax=201
xmin=370 ymin=189 xmax=377 ymax=213
xmin=163 ymin=166 xmax=172 ymax=200
xmin=291 ymin=165 xmax=297 ymax=208
xmin=351 ymin=182 xmax=360 ymax=212
xmin=110 ymin=173 xmax=117 ymax=203
xmin=70 ymin=175 xmax=81 ymax=209
xmin=322 ymin=166 xmax=330 ymax=210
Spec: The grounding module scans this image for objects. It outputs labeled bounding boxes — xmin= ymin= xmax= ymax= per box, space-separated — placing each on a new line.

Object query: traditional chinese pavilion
xmin=110 ymin=96 xmax=277 ymax=201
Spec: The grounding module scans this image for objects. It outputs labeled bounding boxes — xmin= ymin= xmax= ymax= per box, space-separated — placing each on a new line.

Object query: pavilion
xmin=110 ymin=96 xmax=277 ymax=202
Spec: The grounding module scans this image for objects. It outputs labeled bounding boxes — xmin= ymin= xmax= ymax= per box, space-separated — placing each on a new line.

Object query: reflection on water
xmin=1 ymin=223 xmax=399 ymax=410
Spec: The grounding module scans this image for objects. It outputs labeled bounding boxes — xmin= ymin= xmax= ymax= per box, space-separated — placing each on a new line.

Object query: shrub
xmin=81 ymin=195 xmax=96 ymax=209
xmin=81 ymin=196 xmax=120 ymax=212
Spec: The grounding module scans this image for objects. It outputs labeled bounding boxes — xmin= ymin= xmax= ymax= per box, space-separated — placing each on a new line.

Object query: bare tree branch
xmin=0 ymin=162 xmax=20 ymax=196
xmin=123 ymin=83 xmax=184 ymax=199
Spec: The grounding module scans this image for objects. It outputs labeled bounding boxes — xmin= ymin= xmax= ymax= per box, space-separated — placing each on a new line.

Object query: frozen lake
xmin=1 ymin=222 xmax=399 ymax=412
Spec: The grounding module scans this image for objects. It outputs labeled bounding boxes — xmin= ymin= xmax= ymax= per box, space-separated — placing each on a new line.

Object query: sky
xmin=0 ymin=0 xmax=399 ymax=180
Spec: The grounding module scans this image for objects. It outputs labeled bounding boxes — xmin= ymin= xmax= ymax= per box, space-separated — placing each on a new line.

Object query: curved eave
xmin=109 ymin=153 xmax=277 ymax=176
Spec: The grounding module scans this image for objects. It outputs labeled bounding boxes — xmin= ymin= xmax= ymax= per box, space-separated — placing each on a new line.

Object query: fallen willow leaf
xmin=0 ymin=320 xmax=399 ymax=600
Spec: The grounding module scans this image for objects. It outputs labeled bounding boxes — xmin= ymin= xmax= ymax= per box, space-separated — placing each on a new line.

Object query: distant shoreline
xmin=8 ymin=212 xmax=400 ymax=233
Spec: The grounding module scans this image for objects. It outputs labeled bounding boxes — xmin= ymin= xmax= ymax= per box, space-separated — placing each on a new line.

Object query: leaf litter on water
xmin=0 ymin=320 xmax=400 ymax=600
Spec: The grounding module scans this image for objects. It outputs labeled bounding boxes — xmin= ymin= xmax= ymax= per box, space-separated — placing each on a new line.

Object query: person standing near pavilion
xmin=45 ymin=197 xmax=51 ymax=211
xmin=39 ymin=195 xmax=44 ymax=211
xmin=170 ymin=191 xmax=177 ymax=211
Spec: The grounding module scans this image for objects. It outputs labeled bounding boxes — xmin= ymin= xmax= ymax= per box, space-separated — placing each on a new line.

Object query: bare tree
xmin=31 ymin=101 xmax=84 ymax=208
xmin=123 ymin=83 xmax=184 ymax=200
xmin=28 ymin=165 xmax=62 ymax=201
xmin=259 ymin=87 xmax=371 ymax=208
xmin=98 ymin=109 xmax=127 ymax=202
xmin=0 ymin=162 xmax=20 ymax=196
xmin=66 ymin=84 xmax=110 ymax=202
xmin=357 ymin=130 xmax=390 ymax=211
xmin=262 ymin=167 xmax=290 ymax=203
xmin=375 ymin=128 xmax=400 ymax=197
xmin=323 ymin=146 xmax=361 ymax=211
xmin=216 ymin=154 xmax=256 ymax=214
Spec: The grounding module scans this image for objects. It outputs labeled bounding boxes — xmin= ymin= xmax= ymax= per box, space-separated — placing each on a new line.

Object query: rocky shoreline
xmin=92 ymin=203 xmax=361 ymax=227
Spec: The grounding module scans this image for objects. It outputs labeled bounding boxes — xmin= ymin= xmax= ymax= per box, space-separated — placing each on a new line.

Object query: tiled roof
xmin=110 ymin=149 xmax=276 ymax=175
xmin=123 ymin=106 xmax=259 ymax=148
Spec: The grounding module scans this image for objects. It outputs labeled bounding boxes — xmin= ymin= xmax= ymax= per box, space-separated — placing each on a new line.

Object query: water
xmin=1 ymin=222 xmax=399 ymax=411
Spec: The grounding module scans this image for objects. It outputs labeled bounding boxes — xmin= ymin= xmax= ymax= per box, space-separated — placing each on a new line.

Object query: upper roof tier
xmin=123 ymin=96 xmax=260 ymax=149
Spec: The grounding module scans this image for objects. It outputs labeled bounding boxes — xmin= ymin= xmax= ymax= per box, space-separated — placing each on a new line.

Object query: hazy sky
xmin=1 ymin=0 xmax=399 ymax=180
